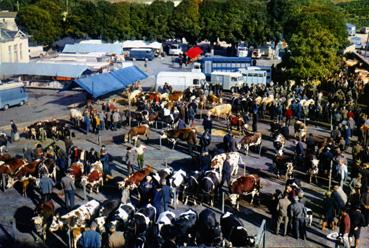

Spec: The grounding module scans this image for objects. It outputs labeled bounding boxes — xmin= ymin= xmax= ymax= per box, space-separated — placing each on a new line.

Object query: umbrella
xmin=186 ymin=47 xmax=203 ymax=59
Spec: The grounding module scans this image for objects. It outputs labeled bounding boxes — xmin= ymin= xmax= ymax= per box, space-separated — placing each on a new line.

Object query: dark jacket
xmin=289 ymin=201 xmax=307 ymax=219
xmin=222 ymin=160 xmax=232 ymax=179
xmin=202 ymin=117 xmax=213 ymax=131
xmin=153 ymin=186 xmax=171 ymax=216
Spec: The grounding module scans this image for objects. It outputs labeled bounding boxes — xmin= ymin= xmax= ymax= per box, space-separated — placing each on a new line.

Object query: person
xmin=99 ymin=111 xmax=105 ymax=131
xmin=321 ymin=147 xmax=334 ymax=175
xmin=177 ymin=118 xmax=186 ymax=129
xmin=61 ymin=172 xmax=76 ymax=210
xmin=322 ymin=191 xmax=336 ymax=232
xmin=306 ymin=133 xmax=315 ymax=153
xmin=332 ymin=185 xmax=348 ymax=215
xmin=203 ymin=113 xmax=213 ymax=134
xmin=220 ymin=155 xmax=232 ymax=189
xmin=336 ymin=159 xmax=348 ymax=188
xmin=84 ymin=112 xmax=91 ymax=135
xmin=23 ymin=147 xmax=33 ymax=162
xmin=100 ymin=146 xmax=112 ymax=180
xmin=152 ymin=179 xmax=171 ymax=218
xmin=229 ymin=134 xmax=238 ymax=152
xmin=138 ymin=176 xmax=153 ymax=207
xmin=223 ymin=131 xmax=232 ymax=153
xmin=337 ymin=208 xmax=350 ymax=248
xmin=78 ymin=222 xmax=101 ymax=248
xmin=187 ymin=105 xmax=195 ymax=127
xmin=349 ymin=206 xmax=365 ymax=248
xmin=199 ymin=130 xmax=211 ymax=153
xmin=108 ymin=224 xmax=125 ymax=248
xmin=112 ymin=110 xmax=120 ymax=131
xmin=39 ymin=173 xmax=54 ymax=202
xmin=10 ymin=120 xmax=18 ymax=142
xmin=349 ymin=173 xmax=362 ymax=195
xmin=135 ymin=142 xmax=146 ymax=170
xmin=199 ymin=151 xmax=211 ymax=172
xmin=275 ymin=193 xmax=291 ymax=236
xmin=289 ymin=196 xmax=307 ymax=240
xmin=280 ymin=122 xmax=289 ymax=140
xmin=252 ymin=112 xmax=258 ymax=132
xmin=124 ymin=146 xmax=134 ymax=175
xmin=294 ymin=140 xmax=304 ymax=165
xmin=361 ymin=187 xmax=369 ymax=226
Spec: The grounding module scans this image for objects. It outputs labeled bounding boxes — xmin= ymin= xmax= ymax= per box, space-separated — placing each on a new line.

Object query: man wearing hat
xmin=61 ymin=172 xmax=76 ymax=210
xmin=289 ymin=196 xmax=307 ymax=240
xmin=78 ymin=221 xmax=101 ymax=248
xmin=152 ymin=179 xmax=171 ymax=218
xmin=108 ymin=224 xmax=125 ymax=248
xmin=202 ymin=112 xmax=213 ymax=134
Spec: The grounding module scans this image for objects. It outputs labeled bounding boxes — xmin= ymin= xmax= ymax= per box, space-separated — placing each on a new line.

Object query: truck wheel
xmin=19 ymin=101 xmax=25 ymax=106
xmin=3 ymin=104 xmax=9 ymax=110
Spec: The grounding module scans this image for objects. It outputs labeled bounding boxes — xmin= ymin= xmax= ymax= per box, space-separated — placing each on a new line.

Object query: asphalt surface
xmin=1 ymin=56 xmax=368 ymax=248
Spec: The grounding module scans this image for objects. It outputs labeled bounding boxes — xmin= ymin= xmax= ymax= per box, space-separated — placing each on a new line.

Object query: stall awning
xmin=186 ymin=47 xmax=203 ymax=59
xmin=63 ymin=43 xmax=122 ymax=55
xmin=72 ymin=65 xmax=148 ymax=98
xmin=110 ymin=66 xmax=148 ymax=87
xmin=0 ymin=62 xmax=90 ymax=78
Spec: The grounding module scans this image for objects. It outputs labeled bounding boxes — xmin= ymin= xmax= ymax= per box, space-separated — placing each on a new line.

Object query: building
xmin=0 ymin=11 xmax=18 ymax=31
xmin=0 ymin=28 xmax=29 ymax=63
xmin=346 ymin=23 xmax=356 ymax=36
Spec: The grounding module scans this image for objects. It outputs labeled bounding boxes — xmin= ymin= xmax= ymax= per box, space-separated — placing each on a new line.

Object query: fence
xmin=254 ymin=219 xmax=266 ymax=248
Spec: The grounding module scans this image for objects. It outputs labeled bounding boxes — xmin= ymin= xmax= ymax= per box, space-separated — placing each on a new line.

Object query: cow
xmin=32 ymin=200 xmax=55 ymax=241
xmin=174 ymin=209 xmax=198 ymax=246
xmin=0 ymin=158 xmax=28 ymax=176
xmin=169 ymin=91 xmax=184 ymax=102
xmin=110 ymin=203 xmax=136 ymax=230
xmin=183 ymin=171 xmax=201 ymax=205
xmin=160 ymin=128 xmax=197 ymax=155
xmin=200 ymin=170 xmax=221 ymax=206
xmin=95 ymin=199 xmax=120 ymax=233
xmin=307 ymin=159 xmax=319 ymax=184
xmin=211 ymin=152 xmax=242 ymax=177
xmin=70 ymin=109 xmax=83 ymax=127
xmin=209 ymin=104 xmax=232 ymax=119
xmin=237 ymin=131 xmax=262 ymax=156
xmin=273 ymin=134 xmax=286 ymax=155
xmin=0 ymin=132 xmax=7 ymax=152
xmin=81 ymin=161 xmax=104 ymax=193
xmin=294 ymin=120 xmax=307 ymax=141
xmin=124 ymin=124 xmax=150 ymax=145
xmin=273 ymin=154 xmax=291 ymax=179
xmin=229 ymin=174 xmax=261 ymax=209
xmin=169 ymin=169 xmax=186 ymax=206
xmin=196 ymin=209 xmax=222 ymax=247
xmin=220 ymin=212 xmax=255 ymax=247
xmin=128 ymin=89 xmax=142 ymax=104
xmin=68 ymin=161 xmax=84 ymax=184
xmin=228 ymin=114 xmax=246 ymax=134
xmin=121 ymin=165 xmax=153 ymax=189
xmin=156 ymin=211 xmax=176 ymax=234
xmin=126 ymin=204 xmax=157 ymax=248
xmin=38 ymin=158 xmax=57 ymax=181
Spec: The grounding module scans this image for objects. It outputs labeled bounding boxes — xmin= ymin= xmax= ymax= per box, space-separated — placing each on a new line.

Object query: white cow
xmin=211 ymin=152 xmax=243 ymax=177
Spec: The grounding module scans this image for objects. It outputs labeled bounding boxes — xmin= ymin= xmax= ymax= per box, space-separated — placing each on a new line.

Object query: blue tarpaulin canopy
xmin=72 ymin=65 xmax=148 ymax=98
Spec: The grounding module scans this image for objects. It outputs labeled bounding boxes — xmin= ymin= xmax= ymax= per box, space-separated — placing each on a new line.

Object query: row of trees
xmin=0 ymin=0 xmax=349 ymax=82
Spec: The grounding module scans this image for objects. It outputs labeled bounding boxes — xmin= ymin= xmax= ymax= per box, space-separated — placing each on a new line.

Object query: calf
xmin=229 ymin=174 xmax=261 ymax=209
xmin=238 ymin=132 xmax=262 ymax=156
xmin=33 ymin=200 xmax=55 ymax=241
xmin=110 ymin=203 xmax=136 ymax=230
xmin=221 ymin=212 xmax=255 ymax=247
xmin=174 ymin=209 xmax=198 ymax=246
xmin=124 ymin=124 xmax=150 ymax=145
xmin=95 ymin=199 xmax=120 ymax=233
xmin=121 ymin=165 xmax=153 ymax=189
xmin=183 ymin=171 xmax=201 ymax=205
xmin=156 ymin=211 xmax=176 ymax=234
xmin=209 ymin=104 xmax=232 ymax=119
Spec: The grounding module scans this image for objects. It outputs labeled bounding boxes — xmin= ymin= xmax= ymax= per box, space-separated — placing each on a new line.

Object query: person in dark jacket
xmin=220 ymin=156 xmax=232 ymax=189
xmin=152 ymin=179 xmax=171 ymax=218
xmin=199 ymin=130 xmax=211 ymax=153
xmin=223 ymin=132 xmax=232 ymax=153
xmin=203 ymin=113 xmax=213 ymax=134
xmin=229 ymin=135 xmax=238 ymax=152
xmin=100 ymin=146 xmax=111 ymax=180
xmin=61 ymin=172 xmax=76 ymax=210
xmin=199 ymin=152 xmax=211 ymax=172
xmin=338 ymin=208 xmax=350 ymax=248
xmin=177 ymin=118 xmax=186 ymax=129
xmin=321 ymin=148 xmax=334 ymax=175
xmin=138 ymin=176 xmax=153 ymax=207
xmin=280 ymin=122 xmax=289 ymax=140
xmin=10 ymin=120 xmax=18 ymax=142
xmin=289 ymin=196 xmax=307 ymax=240
xmin=187 ymin=106 xmax=195 ymax=127
xmin=306 ymin=133 xmax=315 ymax=153
xmin=349 ymin=207 xmax=366 ymax=248
xmin=39 ymin=173 xmax=54 ymax=202
xmin=78 ymin=222 xmax=101 ymax=248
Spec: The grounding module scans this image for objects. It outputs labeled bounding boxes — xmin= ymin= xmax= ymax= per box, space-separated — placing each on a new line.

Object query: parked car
xmin=0 ymin=82 xmax=28 ymax=110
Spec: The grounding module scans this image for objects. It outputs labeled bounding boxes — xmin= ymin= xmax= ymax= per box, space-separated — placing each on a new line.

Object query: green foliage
xmin=146 ymin=0 xmax=174 ymax=40
xmin=336 ymin=0 xmax=369 ymax=30
xmin=170 ymin=0 xmax=201 ymax=43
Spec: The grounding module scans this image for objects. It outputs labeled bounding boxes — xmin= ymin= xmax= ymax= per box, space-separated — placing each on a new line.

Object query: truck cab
xmin=210 ymin=71 xmax=244 ymax=92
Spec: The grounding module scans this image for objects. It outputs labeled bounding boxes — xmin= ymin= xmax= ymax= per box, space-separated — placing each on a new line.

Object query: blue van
xmin=0 ymin=83 xmax=28 ymax=110
xmin=129 ymin=48 xmax=154 ymax=61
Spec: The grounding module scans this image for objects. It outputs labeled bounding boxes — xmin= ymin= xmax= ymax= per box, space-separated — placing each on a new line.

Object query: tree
xmin=146 ymin=0 xmax=174 ymax=40
xmin=199 ymin=0 xmax=226 ymax=42
xmin=281 ymin=19 xmax=341 ymax=81
xmin=170 ymin=0 xmax=201 ymax=43
xmin=16 ymin=5 xmax=59 ymax=45
xmin=129 ymin=3 xmax=147 ymax=39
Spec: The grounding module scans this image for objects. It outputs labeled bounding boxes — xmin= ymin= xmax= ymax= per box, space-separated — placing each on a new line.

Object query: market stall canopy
xmin=186 ymin=47 xmax=203 ymax=59
xmin=0 ymin=62 xmax=91 ymax=78
xmin=71 ymin=65 xmax=148 ymax=98
xmin=63 ymin=43 xmax=122 ymax=55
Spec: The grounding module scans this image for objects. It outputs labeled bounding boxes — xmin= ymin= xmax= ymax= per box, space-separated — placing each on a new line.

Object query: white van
xmin=155 ymin=71 xmax=206 ymax=91
xmin=210 ymin=71 xmax=244 ymax=92
xmin=168 ymin=44 xmax=183 ymax=55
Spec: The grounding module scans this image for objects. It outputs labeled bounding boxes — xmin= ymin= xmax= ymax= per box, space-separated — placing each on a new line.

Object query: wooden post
xmin=128 ymin=93 xmax=132 ymax=128
xmin=2 ymin=174 xmax=5 ymax=192
xmin=173 ymin=188 xmax=177 ymax=209
xmin=83 ymin=184 xmax=87 ymax=201
xmin=221 ymin=191 xmax=225 ymax=213
xmin=328 ymin=160 xmax=333 ymax=191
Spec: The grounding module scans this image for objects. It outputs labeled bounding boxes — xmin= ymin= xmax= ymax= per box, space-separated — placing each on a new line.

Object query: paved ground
xmin=1 ymin=56 xmax=368 ymax=247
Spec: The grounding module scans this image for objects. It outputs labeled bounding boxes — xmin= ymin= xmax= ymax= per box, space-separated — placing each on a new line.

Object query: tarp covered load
xmin=72 ymin=65 xmax=148 ymax=98
xmin=186 ymin=47 xmax=203 ymax=59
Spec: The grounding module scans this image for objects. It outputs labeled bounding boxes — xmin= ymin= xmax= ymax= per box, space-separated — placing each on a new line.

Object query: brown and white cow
xmin=294 ymin=120 xmax=307 ymax=141
xmin=209 ymin=104 xmax=232 ymax=119
xmin=237 ymin=132 xmax=262 ymax=156
xmin=229 ymin=174 xmax=261 ymax=210
xmin=33 ymin=200 xmax=55 ymax=241
xmin=169 ymin=91 xmax=184 ymax=102
xmin=211 ymin=152 xmax=242 ymax=177
xmin=120 ymin=165 xmax=153 ymax=189
xmin=160 ymin=128 xmax=197 ymax=154
xmin=81 ymin=161 xmax=104 ymax=193
xmin=124 ymin=124 xmax=150 ymax=145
